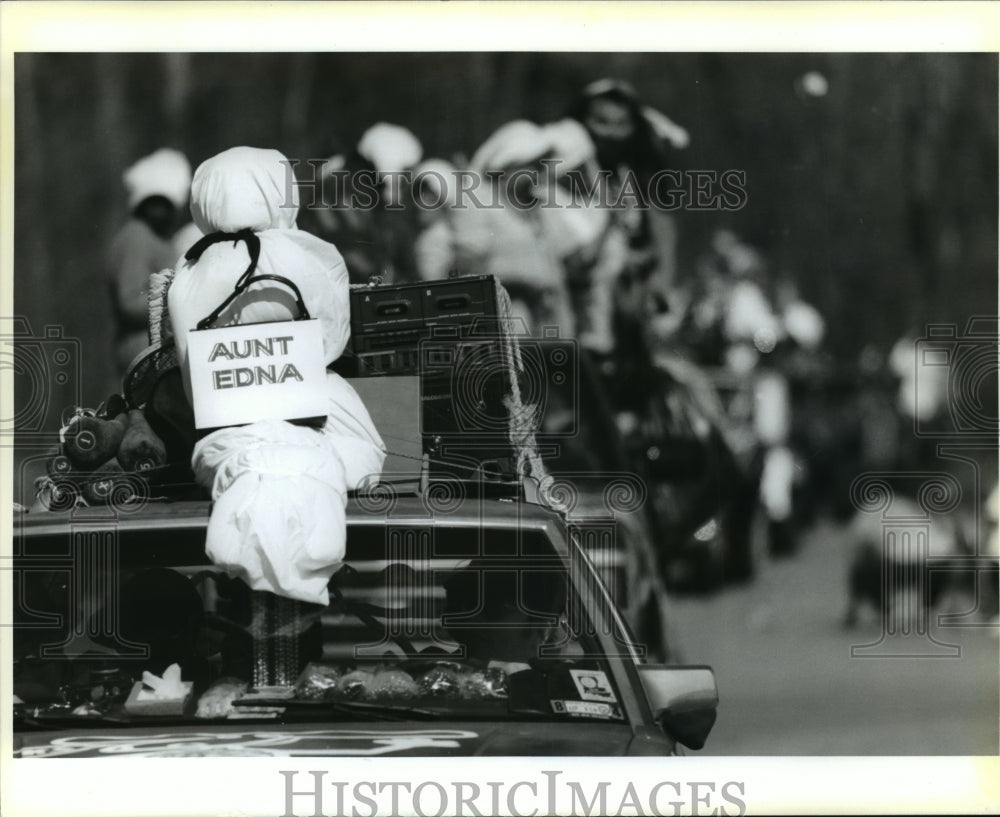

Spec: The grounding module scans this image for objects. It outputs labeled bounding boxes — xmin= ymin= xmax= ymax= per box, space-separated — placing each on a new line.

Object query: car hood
xmin=14 ymin=720 xmax=645 ymax=757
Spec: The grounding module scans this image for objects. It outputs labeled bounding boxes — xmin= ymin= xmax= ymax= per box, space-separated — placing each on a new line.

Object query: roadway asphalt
xmin=667 ymin=519 xmax=999 ymax=755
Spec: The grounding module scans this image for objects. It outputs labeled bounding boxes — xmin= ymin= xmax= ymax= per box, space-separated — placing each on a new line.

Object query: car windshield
xmin=13 ymin=521 xmax=627 ymax=727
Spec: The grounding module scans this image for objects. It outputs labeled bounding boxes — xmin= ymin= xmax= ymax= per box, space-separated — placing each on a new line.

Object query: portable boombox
xmin=345 ymin=275 xmax=501 ymax=376
xmin=336 ymin=275 xmax=520 ymax=491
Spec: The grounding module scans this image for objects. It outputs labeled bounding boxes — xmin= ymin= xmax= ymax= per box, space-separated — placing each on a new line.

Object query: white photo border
xmin=1 ymin=3 xmax=998 ymax=816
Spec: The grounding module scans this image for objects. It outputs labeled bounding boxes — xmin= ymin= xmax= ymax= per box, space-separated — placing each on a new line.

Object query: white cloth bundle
xmin=167 ymin=146 xmax=386 ymax=605
xmin=140 ymin=664 xmax=187 ymax=700
xmin=194 ymin=419 xmax=349 ymax=604
xmin=169 ymin=147 xmax=353 ymax=393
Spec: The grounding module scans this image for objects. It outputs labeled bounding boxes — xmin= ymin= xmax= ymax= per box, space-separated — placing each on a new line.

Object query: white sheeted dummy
xmin=168 ymin=146 xmax=385 ymax=605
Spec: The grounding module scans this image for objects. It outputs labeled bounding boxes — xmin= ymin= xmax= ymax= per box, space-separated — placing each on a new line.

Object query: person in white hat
xmin=356 ymin=122 xmax=423 ymax=206
xmin=301 ymin=124 xmax=424 ymax=284
xmin=109 ymin=148 xmax=192 ymax=374
xmin=412 ymin=158 xmax=460 ymax=281
xmin=452 ymin=120 xmax=574 ymax=336
xmin=357 ymin=122 xmax=424 ymax=283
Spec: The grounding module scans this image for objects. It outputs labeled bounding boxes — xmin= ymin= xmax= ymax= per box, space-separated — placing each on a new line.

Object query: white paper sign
xmin=186 ymin=319 xmax=328 ymax=429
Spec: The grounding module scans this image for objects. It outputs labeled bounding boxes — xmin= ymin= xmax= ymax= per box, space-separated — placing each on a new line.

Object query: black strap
xmin=186 ymin=229 xmax=261 ymax=289
xmin=196 ymin=274 xmax=312 ymax=330
xmin=186 ymin=229 xmax=312 ymax=329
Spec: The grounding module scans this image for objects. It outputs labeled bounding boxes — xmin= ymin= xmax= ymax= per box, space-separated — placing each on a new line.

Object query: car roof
xmin=13 ymin=494 xmax=567 ymax=541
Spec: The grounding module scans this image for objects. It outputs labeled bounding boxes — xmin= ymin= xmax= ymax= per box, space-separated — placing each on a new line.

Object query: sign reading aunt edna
xmin=187 ymin=319 xmax=328 ymax=430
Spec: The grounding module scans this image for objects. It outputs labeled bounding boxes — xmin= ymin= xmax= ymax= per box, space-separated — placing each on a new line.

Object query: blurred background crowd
xmin=12 ymin=52 xmax=998 ymax=572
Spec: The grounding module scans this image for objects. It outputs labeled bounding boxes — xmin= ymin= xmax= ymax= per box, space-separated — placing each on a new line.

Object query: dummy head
xmin=190 ymin=146 xmax=299 ymax=234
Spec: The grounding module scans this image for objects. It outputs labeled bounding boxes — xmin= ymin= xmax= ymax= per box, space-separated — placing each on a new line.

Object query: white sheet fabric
xmin=193 ymin=388 xmax=385 ymax=604
xmin=168 ymin=146 xmax=386 ymax=605
xmin=169 ymin=147 xmax=352 ymax=397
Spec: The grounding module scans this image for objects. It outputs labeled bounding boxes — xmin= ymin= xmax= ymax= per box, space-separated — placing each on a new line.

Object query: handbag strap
xmin=185 ymin=229 xmax=261 ymax=286
xmin=186 ymin=230 xmax=312 ymax=330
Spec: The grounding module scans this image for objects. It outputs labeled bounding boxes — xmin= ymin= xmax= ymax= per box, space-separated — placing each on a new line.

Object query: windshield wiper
xmin=232 ymin=697 xmax=439 ymax=721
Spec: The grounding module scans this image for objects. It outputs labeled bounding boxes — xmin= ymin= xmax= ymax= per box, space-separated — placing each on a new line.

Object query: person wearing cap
xmin=451 ymin=120 xmax=574 ymax=336
xmin=443 ymin=566 xmax=569 ymax=666
xmin=109 ymin=148 xmax=193 ymax=375
xmin=358 ymin=122 xmax=424 ymax=284
xmin=357 ymin=122 xmax=423 ymax=211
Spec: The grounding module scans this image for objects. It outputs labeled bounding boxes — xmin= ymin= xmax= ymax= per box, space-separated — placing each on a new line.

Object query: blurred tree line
xmin=13 ymin=52 xmax=998 ymax=400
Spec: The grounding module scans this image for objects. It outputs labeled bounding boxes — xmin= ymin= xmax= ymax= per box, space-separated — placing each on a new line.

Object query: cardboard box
xmin=348 ymin=376 xmax=422 ymax=484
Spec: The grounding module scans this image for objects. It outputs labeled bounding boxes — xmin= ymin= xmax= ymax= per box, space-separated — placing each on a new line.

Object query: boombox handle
xmin=195 ymin=273 xmax=312 ymax=331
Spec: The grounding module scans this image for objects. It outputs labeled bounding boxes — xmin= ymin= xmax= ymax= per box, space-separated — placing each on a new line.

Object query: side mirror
xmin=638 ymin=665 xmax=718 ymax=750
